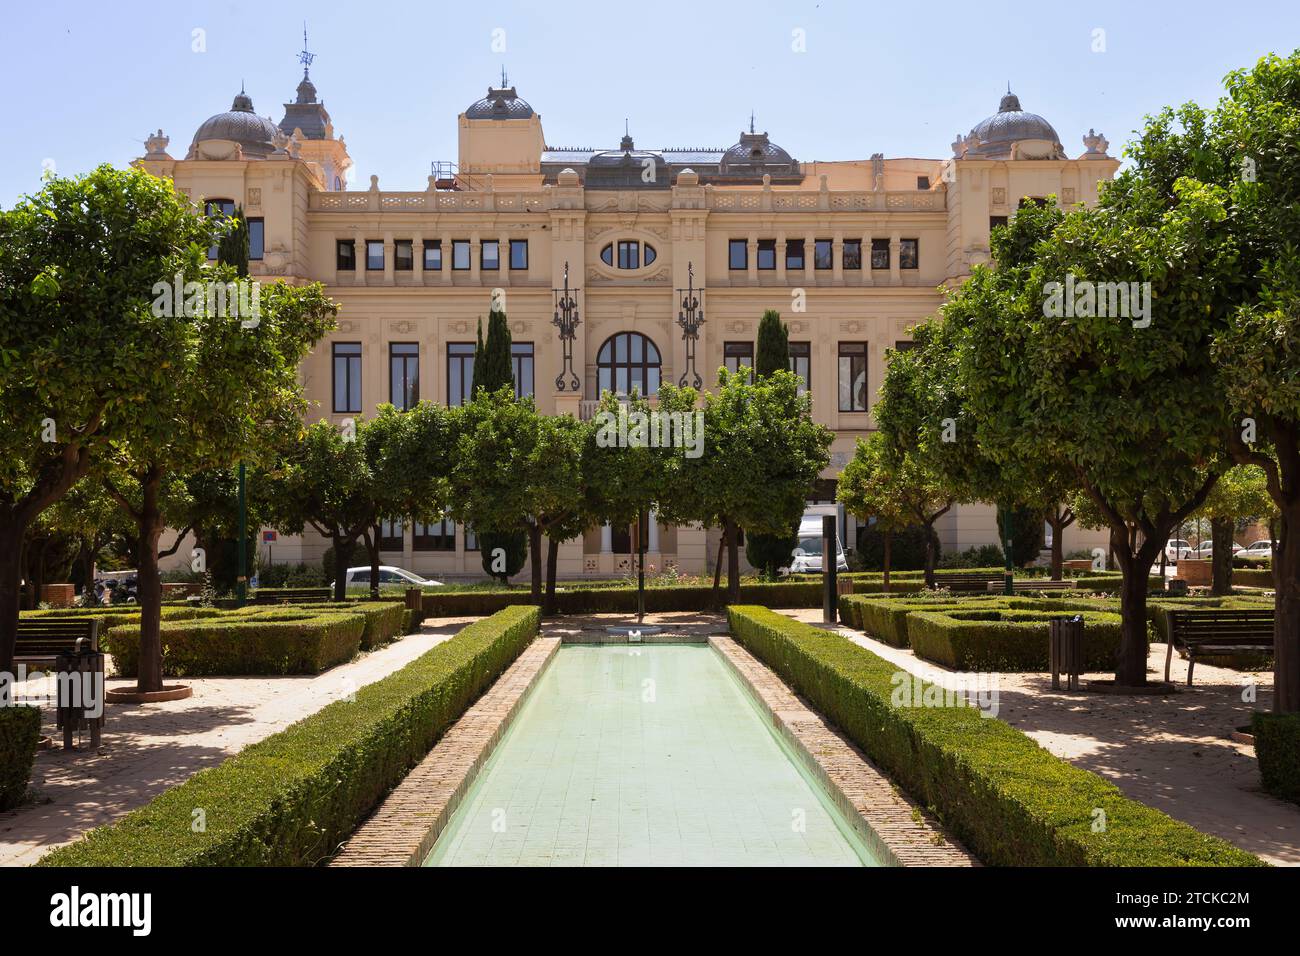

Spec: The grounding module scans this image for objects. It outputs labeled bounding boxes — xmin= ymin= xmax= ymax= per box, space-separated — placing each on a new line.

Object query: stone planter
xmin=1176 ymin=559 xmax=1212 ymax=587
xmin=40 ymin=584 xmax=75 ymax=608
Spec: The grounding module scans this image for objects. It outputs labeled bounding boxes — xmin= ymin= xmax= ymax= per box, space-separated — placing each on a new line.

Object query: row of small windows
xmin=377 ymin=517 xmax=480 ymax=552
xmin=728 ymin=238 xmax=919 ymax=272
xmin=203 ymin=199 xmax=264 ymax=261
xmin=599 ymin=241 xmax=657 ymax=270
xmin=724 ymin=340 xmax=913 ymax=412
xmin=331 ymin=341 xmax=536 ymax=413
xmin=337 ymin=239 xmax=529 ymax=272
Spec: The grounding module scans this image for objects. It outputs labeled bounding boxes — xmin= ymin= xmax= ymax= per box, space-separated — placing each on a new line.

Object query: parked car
xmin=1164 ymin=539 xmax=1196 ymax=562
xmin=1242 ymin=540 xmax=1274 ymax=558
xmin=344 ymin=565 xmax=441 ymax=589
xmin=1192 ymin=541 xmax=1243 ymax=559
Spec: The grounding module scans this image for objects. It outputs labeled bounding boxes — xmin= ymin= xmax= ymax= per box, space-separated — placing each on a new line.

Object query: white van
xmin=784 ymin=512 xmax=850 ymax=574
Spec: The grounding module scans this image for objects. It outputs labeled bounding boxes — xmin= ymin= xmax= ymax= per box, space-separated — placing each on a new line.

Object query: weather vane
xmin=299 ymin=24 xmax=315 ymax=72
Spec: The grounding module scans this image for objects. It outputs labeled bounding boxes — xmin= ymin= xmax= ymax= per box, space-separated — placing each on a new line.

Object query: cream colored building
xmin=140 ymin=67 xmax=1118 ymax=580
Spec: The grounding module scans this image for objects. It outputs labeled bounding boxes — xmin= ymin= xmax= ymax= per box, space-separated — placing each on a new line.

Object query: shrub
xmin=938 ymin=544 xmax=1005 ymax=569
xmin=855 ymin=523 xmax=937 ymax=571
xmin=726 ymin=605 xmax=1262 ymax=866
xmin=1072 ymin=574 xmax=1165 ymax=595
xmin=1232 ymin=568 xmax=1275 ymax=589
xmin=478 ymin=530 xmax=527 ymax=583
xmin=39 ymin=606 xmax=540 ymax=867
xmin=1253 ymin=712 xmax=1300 ymax=806
xmin=840 ymin=594 xmax=1001 ymax=647
xmin=997 ymin=504 xmax=1043 ymax=567
xmin=288 ymin=601 xmax=405 ymax=650
xmin=421 ymin=580 xmax=829 ymax=616
xmin=745 ymin=530 xmax=797 ymax=578
xmin=906 ymin=608 xmax=1122 ymax=671
xmin=258 ymin=562 xmax=327 ymax=589
xmin=0 ymin=706 xmax=41 ymax=811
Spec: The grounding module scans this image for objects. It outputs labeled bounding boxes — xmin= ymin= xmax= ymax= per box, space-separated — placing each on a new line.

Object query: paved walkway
xmin=0 ymin=617 xmax=478 ymax=867
xmin=780 ymin=607 xmax=1300 ymax=866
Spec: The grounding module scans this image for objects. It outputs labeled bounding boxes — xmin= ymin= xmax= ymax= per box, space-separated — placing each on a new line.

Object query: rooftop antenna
xmin=750 ymin=110 xmax=755 ymax=134
xmin=299 ymin=23 xmax=315 ymax=76
xmin=501 ymin=65 xmax=508 ymax=88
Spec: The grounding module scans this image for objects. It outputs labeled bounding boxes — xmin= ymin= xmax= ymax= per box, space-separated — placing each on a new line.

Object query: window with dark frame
xmin=814 ymin=239 xmax=833 ymax=270
xmin=332 ymin=342 xmax=362 ymax=413
xmin=452 ymin=240 xmax=471 ymax=270
xmin=728 ymin=239 xmax=748 ymax=270
xmin=509 ymin=239 xmax=528 ymax=270
xmin=423 ymin=239 xmax=442 ymax=270
xmin=900 ymin=238 xmax=919 ymax=270
xmin=917 ymin=175 xmax=931 ymax=190
xmin=389 ymin=343 xmax=419 ymax=410
xmin=380 ymin=519 xmax=403 ymax=551
xmin=481 ymin=240 xmax=500 ymax=270
xmin=724 ymin=341 xmax=754 ymax=376
xmin=756 ymin=239 xmax=777 ymax=270
xmin=599 ymin=241 xmax=656 ymax=269
xmin=336 ymin=239 xmax=356 ymax=271
xmin=447 ymin=342 xmax=475 ymax=406
xmin=843 ymin=239 xmax=862 ymax=270
xmin=203 ymin=199 xmax=235 ymax=259
xmin=789 ymin=341 xmax=811 ymax=393
xmin=838 ymin=342 xmax=869 ymax=412
xmin=248 ymin=218 xmax=264 ymax=260
xmin=989 ymin=216 xmax=1009 ymax=232
xmin=413 ymin=516 xmax=455 ymax=552
xmin=786 ymin=239 xmax=805 ymax=270
xmin=394 ymin=239 xmax=413 ymax=271
xmin=366 ymin=240 xmax=384 ymax=270
xmin=464 ymin=526 xmax=479 ymax=551
xmin=617 ymin=240 xmax=640 ymax=270
xmin=597 ymin=331 xmax=662 ymax=397
xmin=870 ymin=238 xmax=890 ymax=269
xmin=893 ymin=340 xmax=918 ymax=353
xmin=512 ymin=342 xmax=534 ymax=399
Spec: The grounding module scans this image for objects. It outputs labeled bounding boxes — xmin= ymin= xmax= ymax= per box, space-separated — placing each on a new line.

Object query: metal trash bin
xmin=1049 ymin=615 xmax=1085 ymax=691
xmin=54 ymin=638 xmax=105 ymax=750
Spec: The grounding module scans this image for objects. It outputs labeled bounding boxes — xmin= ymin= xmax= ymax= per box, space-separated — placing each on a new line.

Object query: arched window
xmin=600 ymin=241 xmax=657 ymax=269
xmin=597 ymin=331 xmax=661 ymax=397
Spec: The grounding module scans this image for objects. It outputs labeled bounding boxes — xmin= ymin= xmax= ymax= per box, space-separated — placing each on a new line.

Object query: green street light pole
xmin=236 ymin=461 xmax=248 ymax=607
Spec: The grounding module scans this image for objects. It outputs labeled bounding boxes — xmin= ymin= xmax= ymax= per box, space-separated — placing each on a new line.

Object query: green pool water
xmin=424 ymin=643 xmax=881 ymax=867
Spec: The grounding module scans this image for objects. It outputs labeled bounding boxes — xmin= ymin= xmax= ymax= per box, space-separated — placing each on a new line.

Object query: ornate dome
xmin=584 ymin=133 xmax=669 ymax=189
xmin=721 ymin=129 xmax=794 ymax=168
xmin=465 ymin=86 xmax=535 ymax=119
xmin=962 ymin=90 xmax=1064 ymax=160
xmin=190 ymin=90 xmax=279 ymax=158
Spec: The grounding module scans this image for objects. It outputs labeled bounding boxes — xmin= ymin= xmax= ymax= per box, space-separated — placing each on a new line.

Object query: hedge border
xmin=0 ymin=706 xmax=41 ymax=811
xmin=1253 ymin=712 xmax=1300 ymax=806
xmin=726 ymin=605 xmax=1263 ymax=867
xmin=39 ymin=605 xmax=541 ymax=867
xmin=905 ymin=608 xmax=1122 ymax=671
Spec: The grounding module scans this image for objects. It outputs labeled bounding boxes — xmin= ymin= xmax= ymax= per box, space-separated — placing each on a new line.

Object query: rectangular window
xmin=464 ymin=526 xmax=479 ymax=551
xmin=814 ymin=239 xmax=833 ymax=270
xmin=511 ymin=342 xmax=535 ymax=399
xmin=366 ymin=240 xmax=384 ymax=271
xmin=447 ymin=342 xmax=475 ymax=406
xmin=917 ymin=175 xmax=931 ymax=190
xmin=870 ymin=238 xmax=890 ymax=270
xmin=789 ymin=341 xmax=811 ymax=394
xmin=332 ymin=342 xmax=362 ymax=413
xmin=380 ymin=519 xmax=403 ymax=552
xmin=843 ymin=239 xmax=862 ymax=270
xmin=900 ymin=238 xmax=919 ymax=270
xmin=481 ymin=240 xmax=500 ymax=270
xmin=785 ymin=239 xmax=805 ymax=270
xmin=336 ymin=239 xmax=356 ymax=271
xmin=893 ymin=340 xmax=918 ymax=353
xmin=617 ymin=241 xmax=640 ymax=270
xmin=728 ymin=239 xmax=748 ymax=270
xmin=724 ymin=341 xmax=754 ymax=376
xmin=389 ymin=343 xmax=419 ymax=410
xmin=989 ymin=216 xmax=1008 ymax=232
xmin=413 ymin=516 xmax=455 ymax=552
xmin=452 ymin=240 xmax=471 ymax=270
xmin=509 ymin=239 xmax=528 ymax=270
xmin=204 ymin=199 xmax=235 ymax=259
xmin=248 ymin=218 xmax=264 ymax=260
xmin=756 ymin=239 xmax=777 ymax=270
xmin=394 ymin=240 xmax=413 ymax=271
xmin=838 ymin=342 xmax=869 ymax=412
xmin=423 ymin=240 xmax=442 ymax=270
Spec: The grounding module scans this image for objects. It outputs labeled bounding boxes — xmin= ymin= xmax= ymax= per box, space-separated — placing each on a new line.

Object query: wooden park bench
xmin=1164 ymin=608 xmax=1274 ymax=685
xmin=252 ymin=587 xmax=333 ymax=605
xmin=929 ymin=574 xmax=1001 ymax=592
xmin=15 ymin=618 xmax=104 ymax=749
xmin=985 ymin=579 xmax=1077 ymax=593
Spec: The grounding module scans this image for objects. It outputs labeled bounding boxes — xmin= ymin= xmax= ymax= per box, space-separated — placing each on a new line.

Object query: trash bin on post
xmin=54 ymin=638 xmax=105 ymax=750
xmin=1049 ymin=615 xmax=1084 ymax=691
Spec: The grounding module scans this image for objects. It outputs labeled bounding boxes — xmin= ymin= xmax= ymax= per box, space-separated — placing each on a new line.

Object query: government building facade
xmin=140 ymin=63 xmax=1118 ymax=580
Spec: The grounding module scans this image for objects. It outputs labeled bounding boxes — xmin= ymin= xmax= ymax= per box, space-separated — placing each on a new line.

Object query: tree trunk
xmin=368 ymin=524 xmax=382 ymax=600
xmin=882 ymin=530 xmax=892 ymax=594
xmin=136 ymin=469 xmax=166 ymax=694
xmin=18 ymin=537 xmax=31 ymax=611
xmin=1275 ymin=499 xmax=1300 ymax=713
xmin=528 ymin=523 xmax=543 ymax=605
xmin=1210 ymin=515 xmax=1234 ymax=596
xmin=1048 ymin=509 xmax=1073 ymax=581
xmin=922 ymin=522 xmax=936 ymax=589
xmin=1111 ymin=525 xmax=1162 ymax=688
xmin=332 ymin=535 xmax=353 ymax=601
xmin=544 ymin=536 xmax=559 ymax=616
xmin=711 ymin=531 xmax=724 ymax=605
xmin=0 ymin=527 xmax=25 ymax=674
xmin=725 ymin=519 xmax=740 ymax=604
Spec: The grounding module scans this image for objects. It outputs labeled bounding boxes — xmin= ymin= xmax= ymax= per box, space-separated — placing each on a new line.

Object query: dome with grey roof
xmin=721 ymin=129 xmax=795 ymax=168
xmin=962 ymin=91 xmax=1064 ymax=160
xmin=465 ymin=86 xmax=535 ymax=119
xmin=190 ymin=90 xmax=279 ymax=158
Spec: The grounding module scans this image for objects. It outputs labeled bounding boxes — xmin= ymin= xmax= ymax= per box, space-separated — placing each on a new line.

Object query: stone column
xmin=601 ymin=523 xmax=612 ymax=553
xmin=441 ymin=232 xmax=453 ymax=285
xmin=413 ymin=232 xmax=424 ymax=285
xmin=383 ymin=232 xmax=394 ymax=286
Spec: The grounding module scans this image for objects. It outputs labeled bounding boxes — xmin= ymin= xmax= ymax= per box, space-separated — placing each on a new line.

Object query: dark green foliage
xmin=745 ymin=514 xmax=798 ymax=579
xmin=755 ymin=309 xmax=789 ymax=378
xmin=997 ymin=505 xmax=1043 ymax=567
xmin=257 ymin=562 xmax=328 ymax=588
xmin=39 ymin=606 xmax=540 ymax=866
xmin=939 ymin=544 xmax=1005 ymax=569
xmin=216 ymin=206 xmax=250 ymax=278
xmin=479 ymin=530 xmax=527 ymax=583
xmin=856 ymin=523 xmax=938 ymax=571
xmin=1253 ymin=712 xmax=1300 ymax=805
xmin=474 ymin=309 xmax=514 ymax=396
xmin=420 ymin=580 xmax=832 ymax=616
xmin=906 ymin=608 xmax=1122 ymax=671
xmin=0 ymin=706 xmax=40 ymax=810
xmin=726 ymin=605 xmax=1264 ymax=866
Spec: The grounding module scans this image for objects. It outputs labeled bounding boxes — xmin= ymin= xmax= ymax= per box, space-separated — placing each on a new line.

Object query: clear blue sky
xmin=2 ymin=0 xmax=1297 ymax=206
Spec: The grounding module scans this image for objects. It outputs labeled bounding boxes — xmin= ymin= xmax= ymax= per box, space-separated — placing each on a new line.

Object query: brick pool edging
xmin=330 ymin=635 xmax=562 ymax=867
xmin=709 ymin=635 xmax=978 ymax=867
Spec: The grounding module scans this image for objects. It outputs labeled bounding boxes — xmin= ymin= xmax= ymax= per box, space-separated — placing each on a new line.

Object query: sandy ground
xmin=0 ymin=616 xmax=478 ymax=867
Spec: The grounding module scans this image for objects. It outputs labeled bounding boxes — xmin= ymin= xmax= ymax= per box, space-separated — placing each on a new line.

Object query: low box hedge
xmin=1253 ymin=711 xmax=1300 ymax=806
xmin=40 ymin=605 xmax=540 ymax=867
xmin=421 ymin=579 xmax=831 ymax=616
xmin=1232 ymin=568 xmax=1275 ymax=589
xmin=906 ymin=608 xmax=1122 ymax=671
xmin=839 ymin=594 xmax=1001 ymax=646
xmin=259 ymin=601 xmax=406 ymax=651
xmin=726 ymin=605 xmax=1262 ymax=866
xmin=0 ymin=705 xmax=41 ymax=811
xmin=1072 ymin=574 xmax=1166 ymax=595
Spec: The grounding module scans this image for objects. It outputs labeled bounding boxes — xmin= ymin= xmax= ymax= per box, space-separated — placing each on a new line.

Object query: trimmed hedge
xmin=906 ymin=608 xmax=1122 ymax=671
xmin=727 ymin=605 xmax=1263 ymax=866
xmin=1072 ymin=574 xmax=1167 ymax=595
xmin=1232 ymin=568 xmax=1275 ymax=589
xmin=1253 ymin=712 xmax=1300 ymax=806
xmin=0 ymin=706 xmax=41 ymax=811
xmin=40 ymin=605 xmax=540 ymax=867
xmin=840 ymin=594 xmax=1000 ymax=647
xmin=420 ymin=580 xmax=834 ymax=616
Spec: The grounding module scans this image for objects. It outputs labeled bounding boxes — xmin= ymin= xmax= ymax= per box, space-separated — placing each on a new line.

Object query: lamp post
xmin=552 ymin=261 xmax=581 ymax=392
xmin=676 ymin=262 xmax=705 ymax=389
xmin=236 ymin=461 xmax=248 ymax=607
xmin=1001 ymin=500 xmax=1014 ymax=596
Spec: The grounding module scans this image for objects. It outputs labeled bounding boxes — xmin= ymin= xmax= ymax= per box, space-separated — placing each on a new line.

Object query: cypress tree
xmin=755 ymin=309 xmax=789 ymax=378
xmin=475 ymin=308 xmax=514 ymax=396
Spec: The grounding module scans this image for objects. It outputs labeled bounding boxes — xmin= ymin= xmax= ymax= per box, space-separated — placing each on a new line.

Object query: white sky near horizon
xmin=1 ymin=0 xmax=1297 ymax=207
